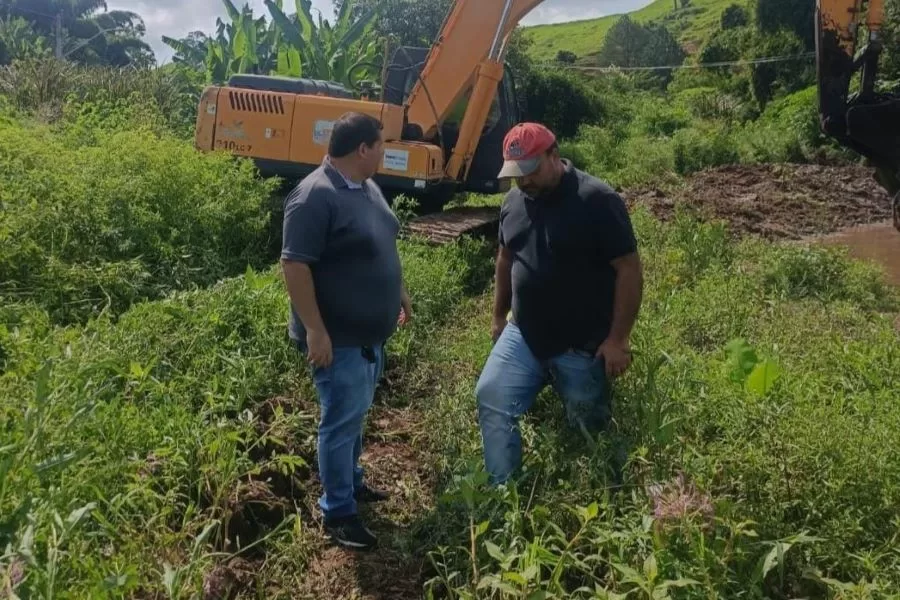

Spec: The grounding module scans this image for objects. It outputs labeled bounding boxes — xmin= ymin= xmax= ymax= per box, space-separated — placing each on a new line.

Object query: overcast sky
xmin=106 ymin=0 xmax=652 ymax=64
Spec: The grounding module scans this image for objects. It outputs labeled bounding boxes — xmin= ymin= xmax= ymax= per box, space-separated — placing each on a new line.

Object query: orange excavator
xmin=193 ymin=0 xmax=900 ymax=230
xmin=817 ymin=0 xmax=900 ymax=231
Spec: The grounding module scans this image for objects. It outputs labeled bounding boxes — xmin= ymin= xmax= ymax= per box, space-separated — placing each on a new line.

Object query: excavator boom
xmin=404 ymin=0 xmax=545 ymax=140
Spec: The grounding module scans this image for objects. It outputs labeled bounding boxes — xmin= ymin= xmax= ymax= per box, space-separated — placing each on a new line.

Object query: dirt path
xmin=624 ymin=163 xmax=893 ymax=240
xmin=290 ymin=403 xmax=437 ymax=600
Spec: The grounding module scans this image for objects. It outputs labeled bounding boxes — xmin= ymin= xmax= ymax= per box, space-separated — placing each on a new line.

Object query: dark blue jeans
xmin=475 ymin=322 xmax=611 ymax=485
xmin=295 ymin=339 xmax=385 ymax=521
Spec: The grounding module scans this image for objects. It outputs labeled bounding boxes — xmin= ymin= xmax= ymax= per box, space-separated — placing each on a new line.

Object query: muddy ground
xmin=622 ymin=163 xmax=893 ymax=240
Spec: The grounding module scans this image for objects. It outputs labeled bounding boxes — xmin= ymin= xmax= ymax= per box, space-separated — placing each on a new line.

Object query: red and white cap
xmin=497 ymin=122 xmax=557 ymax=178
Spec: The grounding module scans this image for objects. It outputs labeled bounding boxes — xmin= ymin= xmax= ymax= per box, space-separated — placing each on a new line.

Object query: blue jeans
xmin=295 ymin=339 xmax=385 ymax=521
xmin=475 ymin=322 xmax=611 ymax=485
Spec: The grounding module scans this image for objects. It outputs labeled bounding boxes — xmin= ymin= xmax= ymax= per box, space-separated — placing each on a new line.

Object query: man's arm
xmin=399 ymin=280 xmax=413 ymax=325
xmin=281 ymin=259 xmax=332 ymax=367
xmin=492 ymin=245 xmax=513 ymax=342
xmin=280 ymin=183 xmax=333 ymax=367
xmin=592 ymin=189 xmax=643 ymax=377
xmin=607 ymin=251 xmax=643 ymax=345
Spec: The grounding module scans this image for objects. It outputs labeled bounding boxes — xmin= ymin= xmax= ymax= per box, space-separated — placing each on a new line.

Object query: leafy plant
xmin=163 ymin=0 xmax=382 ymax=91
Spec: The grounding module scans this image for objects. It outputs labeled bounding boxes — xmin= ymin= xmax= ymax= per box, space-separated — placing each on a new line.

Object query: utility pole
xmin=55 ymin=13 xmax=63 ymax=59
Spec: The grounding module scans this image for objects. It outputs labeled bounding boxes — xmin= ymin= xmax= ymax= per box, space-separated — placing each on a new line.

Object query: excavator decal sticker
xmin=314 ymin=120 xmax=335 ymax=146
xmin=384 ymin=149 xmax=410 ymax=172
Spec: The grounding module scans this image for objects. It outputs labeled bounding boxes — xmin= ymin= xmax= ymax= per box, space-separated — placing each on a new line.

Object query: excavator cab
xmin=382 ymin=45 xmax=523 ymax=206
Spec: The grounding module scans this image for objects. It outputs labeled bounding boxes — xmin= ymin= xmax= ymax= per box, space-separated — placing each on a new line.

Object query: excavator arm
xmin=816 ymin=0 xmax=900 ymax=230
xmin=402 ymin=0 xmax=547 ymax=183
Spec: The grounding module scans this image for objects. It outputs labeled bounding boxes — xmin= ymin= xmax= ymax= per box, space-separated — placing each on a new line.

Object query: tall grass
xmin=414 ymin=208 xmax=900 ymax=598
xmin=0 ymin=116 xmax=279 ymax=326
xmin=0 ymin=232 xmax=493 ymax=598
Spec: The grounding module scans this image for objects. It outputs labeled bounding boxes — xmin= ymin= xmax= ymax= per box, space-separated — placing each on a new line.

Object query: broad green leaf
xmin=643 ymin=554 xmax=658 ymax=582
xmin=295 ymin=0 xmax=315 ymax=42
xmin=475 ymin=520 xmax=490 ymax=537
xmin=232 ymin=19 xmax=248 ymax=59
xmin=746 ymin=359 xmax=781 ymax=396
xmin=336 ymin=7 xmax=377 ymax=52
xmin=265 ymin=1 xmax=307 ymax=53
xmin=66 ymin=502 xmax=97 ymax=530
xmin=221 ymin=0 xmax=241 ymax=22
xmin=725 ymin=337 xmax=758 ymax=382
xmin=484 ymin=540 xmax=505 ymax=562
xmin=502 ymin=571 xmax=528 ymax=586
xmin=336 ymin=0 xmax=354 ymax=35
xmin=658 ymin=578 xmax=702 ymax=588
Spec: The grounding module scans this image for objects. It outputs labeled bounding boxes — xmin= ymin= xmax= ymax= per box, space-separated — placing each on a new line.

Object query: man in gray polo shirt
xmin=281 ymin=112 xmax=412 ymax=550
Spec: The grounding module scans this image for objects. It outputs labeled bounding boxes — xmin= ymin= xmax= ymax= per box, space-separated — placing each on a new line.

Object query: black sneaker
xmin=324 ymin=515 xmax=378 ymax=550
xmin=354 ymin=484 xmax=389 ymax=503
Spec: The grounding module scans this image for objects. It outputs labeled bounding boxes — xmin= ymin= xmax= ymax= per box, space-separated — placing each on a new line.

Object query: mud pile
xmin=624 ymin=163 xmax=893 ymax=240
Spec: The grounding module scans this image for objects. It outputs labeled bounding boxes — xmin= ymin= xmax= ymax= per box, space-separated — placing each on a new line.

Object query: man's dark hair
xmin=328 ymin=112 xmax=383 ymax=158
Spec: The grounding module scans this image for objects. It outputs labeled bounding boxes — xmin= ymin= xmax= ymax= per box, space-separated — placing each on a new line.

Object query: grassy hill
xmin=522 ymin=0 xmax=753 ymax=63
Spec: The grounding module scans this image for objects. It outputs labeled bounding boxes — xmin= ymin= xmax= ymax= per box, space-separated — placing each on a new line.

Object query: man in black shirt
xmin=475 ymin=122 xmax=644 ymax=485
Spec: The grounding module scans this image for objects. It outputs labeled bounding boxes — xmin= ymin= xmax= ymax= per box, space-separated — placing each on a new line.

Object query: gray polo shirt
xmin=281 ymin=158 xmax=403 ymax=348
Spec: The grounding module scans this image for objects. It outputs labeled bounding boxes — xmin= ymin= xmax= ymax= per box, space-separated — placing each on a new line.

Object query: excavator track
xmin=404 ymin=206 xmax=500 ymax=244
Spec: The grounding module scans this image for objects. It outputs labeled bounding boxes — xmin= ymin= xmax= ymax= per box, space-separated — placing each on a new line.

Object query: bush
xmin=720 ymin=4 xmax=749 ymax=29
xmin=673 ymin=125 xmax=740 ymax=175
xmin=0 ymin=117 xmax=278 ymax=325
xmin=519 ymin=68 xmax=605 ymax=138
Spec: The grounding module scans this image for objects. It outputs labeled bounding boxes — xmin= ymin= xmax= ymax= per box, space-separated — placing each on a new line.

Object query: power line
xmin=542 ymin=52 xmax=817 ymax=73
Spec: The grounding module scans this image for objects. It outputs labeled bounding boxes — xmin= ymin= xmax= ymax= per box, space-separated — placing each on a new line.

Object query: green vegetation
xmin=1 ymin=0 xmax=899 ymax=597
xmin=0 ymin=0 xmax=155 ymax=67
xmin=522 ymin=0 xmax=752 ymax=63
xmin=3 ymin=194 xmax=898 ymax=595
xmin=0 ymin=106 xmax=278 ymax=326
xmin=163 ymin=0 xmax=383 ymax=90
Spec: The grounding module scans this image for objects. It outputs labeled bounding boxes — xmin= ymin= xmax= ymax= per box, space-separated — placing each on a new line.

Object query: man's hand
xmin=596 ymin=337 xmax=632 ymax=378
xmin=491 ymin=315 xmax=508 ymax=343
xmin=306 ymin=327 xmax=333 ymax=369
xmin=399 ymin=288 xmax=413 ymax=326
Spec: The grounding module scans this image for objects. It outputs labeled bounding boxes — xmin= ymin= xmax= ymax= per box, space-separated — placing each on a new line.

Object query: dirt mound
xmin=624 ymin=163 xmax=893 ymax=240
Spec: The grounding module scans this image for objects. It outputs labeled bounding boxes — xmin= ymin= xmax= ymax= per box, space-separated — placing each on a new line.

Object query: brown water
xmin=817 ymin=220 xmax=900 ymax=287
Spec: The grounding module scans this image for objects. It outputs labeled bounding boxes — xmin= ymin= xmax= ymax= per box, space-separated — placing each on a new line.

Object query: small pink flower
xmin=9 ymin=559 xmax=25 ymax=588
xmin=647 ymin=472 xmax=714 ymax=528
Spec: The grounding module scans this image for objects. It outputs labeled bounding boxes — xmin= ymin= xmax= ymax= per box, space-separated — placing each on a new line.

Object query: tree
xmin=597 ymin=16 xmax=650 ymax=69
xmin=756 ymin=0 xmax=815 ymax=49
xmin=334 ymin=0 xmax=452 ymax=48
xmin=597 ymin=16 xmax=686 ymax=86
xmin=0 ymin=17 xmax=51 ymax=64
xmin=556 ymin=50 xmax=576 ymax=64
xmin=748 ymin=28 xmax=812 ymax=107
xmin=720 ymin=4 xmax=749 ymax=30
xmin=0 ymin=0 xmax=154 ymax=66
xmin=163 ymin=0 xmax=382 ymax=90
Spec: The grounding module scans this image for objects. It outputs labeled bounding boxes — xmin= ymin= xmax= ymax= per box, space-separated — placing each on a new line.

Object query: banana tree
xmin=163 ymin=0 xmax=382 ymax=92
xmin=164 ymin=0 xmax=280 ymax=83
xmin=264 ymin=0 xmax=382 ymax=89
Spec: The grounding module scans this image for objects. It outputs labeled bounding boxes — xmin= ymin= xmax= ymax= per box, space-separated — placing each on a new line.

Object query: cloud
xmin=108 ymin=0 xmax=651 ymax=64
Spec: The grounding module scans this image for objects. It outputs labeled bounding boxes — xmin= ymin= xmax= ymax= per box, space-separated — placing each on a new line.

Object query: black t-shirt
xmin=499 ymin=160 xmax=638 ymax=360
